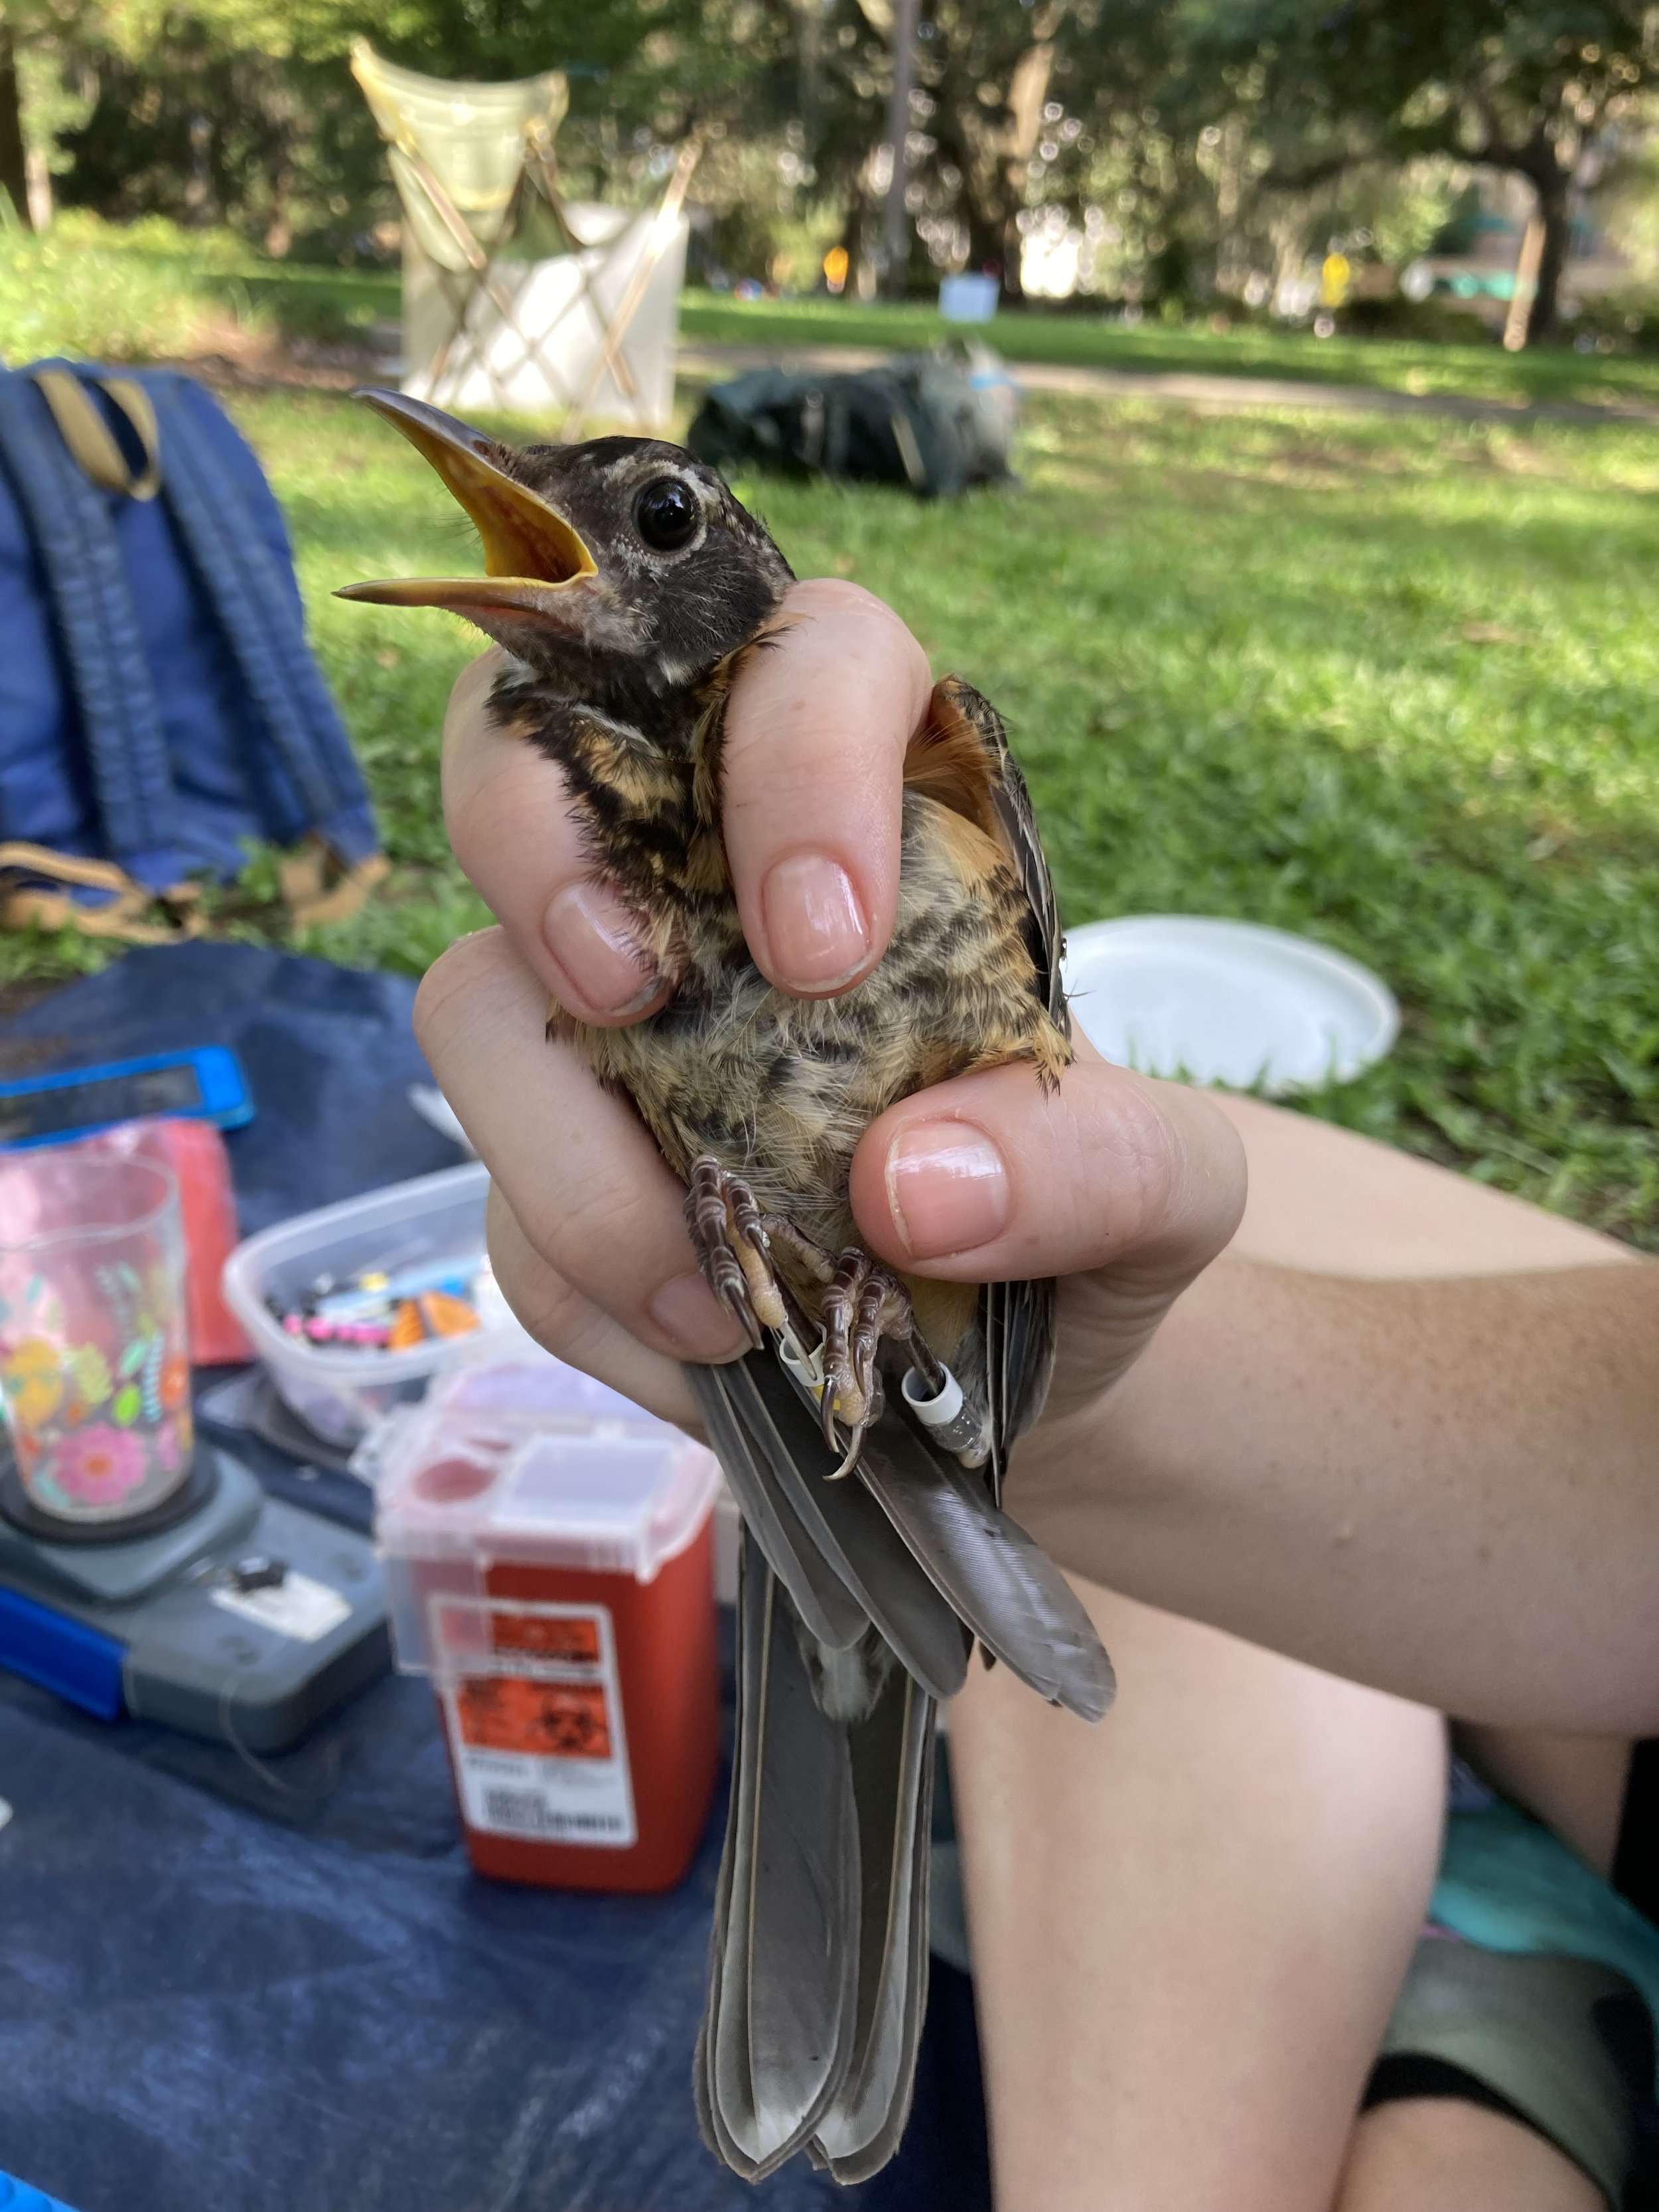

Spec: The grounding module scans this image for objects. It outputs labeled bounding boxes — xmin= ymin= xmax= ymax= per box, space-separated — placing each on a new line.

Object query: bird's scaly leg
xmin=686 ymin=1158 xmax=799 ymax=1349
xmin=685 ymin=1155 xmax=976 ymax=1479
xmin=813 ymin=1250 xmax=957 ymax=1475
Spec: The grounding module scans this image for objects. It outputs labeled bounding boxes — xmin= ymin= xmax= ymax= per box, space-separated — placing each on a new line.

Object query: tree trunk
xmin=995 ymin=40 xmax=1053 ymax=305
xmin=1527 ymin=167 xmax=1572 ymax=342
xmin=0 ymin=24 xmax=33 ymax=231
xmin=1000 ymin=212 xmax=1028 ymax=304
xmin=841 ymin=169 xmax=877 ymax=300
xmin=879 ymin=0 xmax=919 ymax=295
xmin=959 ymin=195 xmax=1003 ymax=279
xmin=936 ymin=37 xmax=1054 ymax=302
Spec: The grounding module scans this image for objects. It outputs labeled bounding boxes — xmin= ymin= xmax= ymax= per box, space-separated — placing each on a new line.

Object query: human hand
xmin=415 ymin=581 xmax=1246 ymax=1507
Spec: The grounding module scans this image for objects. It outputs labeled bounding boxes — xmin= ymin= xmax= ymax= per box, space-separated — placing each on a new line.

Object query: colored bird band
xmin=271 ymin=1250 xmax=488 ymax=1353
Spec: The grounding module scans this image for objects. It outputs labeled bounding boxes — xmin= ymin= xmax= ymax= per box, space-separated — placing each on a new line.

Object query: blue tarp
xmin=0 ymin=2175 xmax=80 ymax=2212
xmin=0 ymin=944 xmax=988 ymax=2212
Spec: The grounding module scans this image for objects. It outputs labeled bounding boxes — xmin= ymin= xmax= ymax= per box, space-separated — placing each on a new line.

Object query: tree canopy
xmin=1 ymin=0 xmax=1653 ymax=339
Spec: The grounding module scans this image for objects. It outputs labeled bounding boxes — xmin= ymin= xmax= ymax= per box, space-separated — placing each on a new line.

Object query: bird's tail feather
xmin=697 ymin=1531 xmax=935 ymax=2182
xmin=691 ymin=1342 xmax=1112 ymax=2184
xmin=810 ymin=1663 xmax=937 ymax=2181
xmin=692 ymin=1356 xmax=869 ymax=1653
xmin=698 ymin=1538 xmax=862 ymax=2175
xmin=692 ymin=1355 xmax=970 ymax=1702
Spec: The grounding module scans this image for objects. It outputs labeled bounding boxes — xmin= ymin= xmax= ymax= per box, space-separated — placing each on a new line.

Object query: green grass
xmin=5 ymin=382 xmax=1656 ymax=1242
xmin=709 ymin=400 xmax=1659 ymax=1241
xmin=0 ymin=217 xmax=399 ymax=363
xmin=681 ymin=288 xmax=1659 ymax=413
xmin=9 ymin=216 xmax=1656 ymax=415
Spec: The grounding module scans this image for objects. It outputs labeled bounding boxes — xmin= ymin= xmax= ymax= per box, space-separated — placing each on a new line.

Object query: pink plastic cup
xmin=0 ymin=1150 xmax=193 ymax=1526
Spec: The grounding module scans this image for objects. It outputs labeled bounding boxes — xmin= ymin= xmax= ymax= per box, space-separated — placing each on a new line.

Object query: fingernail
xmin=761 ymin=851 xmax=871 ymax=992
xmin=543 ymin=881 xmax=659 ymax=1015
xmin=648 ymin=1271 xmax=748 ymax=1360
xmin=886 ymin=1121 xmax=1010 ymax=1259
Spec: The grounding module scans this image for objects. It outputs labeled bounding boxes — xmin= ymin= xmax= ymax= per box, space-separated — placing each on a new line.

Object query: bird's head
xmin=336 ymin=390 xmax=794 ymax=697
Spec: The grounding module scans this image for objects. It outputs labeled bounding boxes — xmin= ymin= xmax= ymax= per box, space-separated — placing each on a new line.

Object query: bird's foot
xmin=684 ymin=1157 xmax=980 ymax=1479
xmin=813 ymin=1250 xmax=937 ymax=1473
xmin=685 ymin=1157 xmax=804 ymax=1353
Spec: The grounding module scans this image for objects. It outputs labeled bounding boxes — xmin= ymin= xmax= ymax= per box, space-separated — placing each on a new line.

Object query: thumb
xmin=847 ymin=1037 xmax=1246 ymax=1294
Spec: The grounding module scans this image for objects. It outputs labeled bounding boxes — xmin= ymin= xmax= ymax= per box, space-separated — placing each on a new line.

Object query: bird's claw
xmin=685 ymin=1156 xmax=957 ymax=1482
xmin=685 ymin=1158 xmax=790 ymax=1350
xmin=817 ymin=1248 xmax=946 ymax=1478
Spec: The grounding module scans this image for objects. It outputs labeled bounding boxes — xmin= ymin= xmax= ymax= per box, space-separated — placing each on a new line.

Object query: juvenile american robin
xmin=339 ymin=391 xmax=1115 ymax=2183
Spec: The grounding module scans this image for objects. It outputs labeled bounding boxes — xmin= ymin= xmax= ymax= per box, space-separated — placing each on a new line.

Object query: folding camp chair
xmin=351 ymin=42 xmax=697 ymax=435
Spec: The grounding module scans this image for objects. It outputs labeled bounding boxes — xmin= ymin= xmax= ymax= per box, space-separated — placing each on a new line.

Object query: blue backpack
xmin=0 ymin=363 xmax=383 ymax=942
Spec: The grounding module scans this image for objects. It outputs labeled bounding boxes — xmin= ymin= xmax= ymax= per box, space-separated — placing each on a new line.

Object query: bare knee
xmin=1336 ymin=2099 xmax=1606 ymax=2212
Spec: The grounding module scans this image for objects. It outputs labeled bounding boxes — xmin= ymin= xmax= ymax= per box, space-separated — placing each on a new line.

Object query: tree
xmin=42 ymin=0 xmax=692 ymax=250
xmin=923 ymin=1 xmax=1062 ymax=294
xmin=0 ymin=20 xmax=29 ymax=224
xmin=1 ymin=0 xmax=92 ymax=228
xmin=1192 ymin=0 xmax=1658 ymax=339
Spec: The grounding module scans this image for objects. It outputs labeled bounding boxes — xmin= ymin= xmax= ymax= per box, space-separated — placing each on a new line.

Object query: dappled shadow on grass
xmin=1023 ymin=395 xmax=1659 ymax=497
xmin=678 ymin=289 xmax=1659 ymax=410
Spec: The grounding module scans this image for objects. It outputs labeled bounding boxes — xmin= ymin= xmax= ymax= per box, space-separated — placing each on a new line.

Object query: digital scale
xmin=0 ymin=1443 xmax=388 ymax=1752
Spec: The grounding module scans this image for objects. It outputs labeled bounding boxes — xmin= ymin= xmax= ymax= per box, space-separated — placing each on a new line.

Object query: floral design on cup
xmin=46 ymin=1422 xmax=149 ymax=1507
xmin=0 ymin=1153 xmax=193 ymax=1524
xmin=65 ymin=1343 xmax=112 ymax=1418
xmin=3 ymin=1337 xmax=64 ymax=1430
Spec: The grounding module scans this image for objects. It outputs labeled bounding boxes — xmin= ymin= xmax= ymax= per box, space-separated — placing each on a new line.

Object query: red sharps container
xmin=374 ymin=1355 xmax=722 ymax=1892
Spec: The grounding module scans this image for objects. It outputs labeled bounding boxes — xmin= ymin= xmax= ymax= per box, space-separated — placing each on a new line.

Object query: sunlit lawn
xmin=680 ymin=288 xmax=1659 ymax=412
xmin=7 ymin=382 xmax=1656 ymax=1242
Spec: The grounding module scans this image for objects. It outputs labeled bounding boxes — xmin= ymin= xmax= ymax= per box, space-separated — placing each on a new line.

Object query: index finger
xmin=723 ymin=579 xmax=932 ymax=997
xmin=441 ymin=650 xmax=670 ymax=1027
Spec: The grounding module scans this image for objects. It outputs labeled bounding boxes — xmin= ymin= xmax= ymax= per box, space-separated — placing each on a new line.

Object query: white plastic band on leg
xmin=901 ymin=1362 xmax=989 ymax=1463
xmin=901 ymin=1364 xmax=964 ymax=1430
xmin=780 ymin=1335 xmax=826 ymax=1400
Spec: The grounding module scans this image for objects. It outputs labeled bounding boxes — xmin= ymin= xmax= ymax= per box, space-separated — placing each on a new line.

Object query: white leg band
xmin=901 ymin=1363 xmax=987 ymax=1463
xmin=901 ymin=1364 xmax=964 ymax=1429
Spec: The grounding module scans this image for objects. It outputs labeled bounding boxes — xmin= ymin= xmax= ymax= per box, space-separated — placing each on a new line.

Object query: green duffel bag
xmin=687 ymin=342 xmax=1016 ymax=498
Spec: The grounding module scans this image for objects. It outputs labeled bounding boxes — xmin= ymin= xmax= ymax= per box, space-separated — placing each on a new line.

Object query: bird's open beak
xmin=333 ymin=389 xmax=597 ymax=618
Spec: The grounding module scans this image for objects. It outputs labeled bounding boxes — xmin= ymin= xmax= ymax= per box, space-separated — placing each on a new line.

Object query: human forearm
xmin=1013 ymin=1254 xmax=1659 ymax=1733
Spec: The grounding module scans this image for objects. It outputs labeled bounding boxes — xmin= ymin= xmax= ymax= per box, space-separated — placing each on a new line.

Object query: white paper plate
xmin=1060 ymin=916 xmax=1398 ymax=1095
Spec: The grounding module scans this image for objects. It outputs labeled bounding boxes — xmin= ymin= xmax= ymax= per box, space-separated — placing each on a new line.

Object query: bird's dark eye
xmin=634 ymin=477 xmax=700 ymax=552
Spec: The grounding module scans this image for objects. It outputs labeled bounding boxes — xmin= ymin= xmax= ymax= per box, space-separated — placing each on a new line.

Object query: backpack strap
xmin=889 ymin=407 xmax=929 ymax=493
xmin=0 ymin=843 xmax=204 ymax=945
xmin=277 ymin=834 xmax=390 ymax=928
xmin=33 ymin=370 xmax=163 ymax=500
xmin=141 ymin=376 xmax=382 ymax=873
xmin=0 ymin=374 xmax=184 ymax=883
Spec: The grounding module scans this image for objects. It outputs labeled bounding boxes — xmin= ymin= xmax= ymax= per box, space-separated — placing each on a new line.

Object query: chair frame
xmin=354 ymin=45 xmax=698 ymax=433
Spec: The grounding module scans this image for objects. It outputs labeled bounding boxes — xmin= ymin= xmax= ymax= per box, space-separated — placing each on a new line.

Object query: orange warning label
xmin=454 ymin=1674 xmax=613 ymax=1760
xmin=490 ymin=1611 xmax=602 ymax=1664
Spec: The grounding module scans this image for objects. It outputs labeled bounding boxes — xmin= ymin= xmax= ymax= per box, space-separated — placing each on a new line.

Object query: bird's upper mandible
xmin=335 ymin=389 xmax=795 ymax=705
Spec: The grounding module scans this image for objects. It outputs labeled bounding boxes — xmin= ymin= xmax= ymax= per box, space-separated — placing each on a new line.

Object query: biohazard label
xmin=431 ymin=1597 xmax=636 ymax=1848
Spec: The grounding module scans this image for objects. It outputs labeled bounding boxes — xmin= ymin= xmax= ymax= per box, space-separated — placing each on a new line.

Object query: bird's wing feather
xmin=697 ymin=1536 xmax=863 ymax=2179
xmin=693 ymin=1357 xmax=970 ymax=1701
xmin=906 ymin=675 xmax=1070 ymax=1497
xmin=983 ymin=1270 xmax=1057 ymax=1507
xmin=906 ymin=674 xmax=1066 ymax=1031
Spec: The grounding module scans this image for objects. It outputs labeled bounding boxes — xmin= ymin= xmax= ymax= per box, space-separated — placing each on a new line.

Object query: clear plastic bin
xmin=220 ymin=1163 xmax=525 ymax=1447
xmin=370 ymin=1354 xmax=703 ymax=1671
